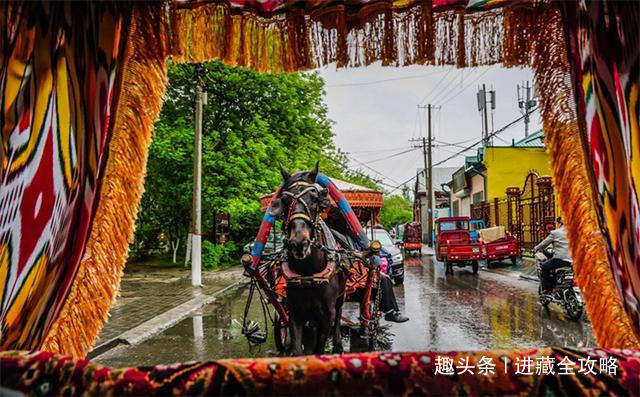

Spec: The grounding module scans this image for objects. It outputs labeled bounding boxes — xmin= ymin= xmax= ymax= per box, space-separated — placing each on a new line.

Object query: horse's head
xmin=271 ymin=162 xmax=329 ymax=261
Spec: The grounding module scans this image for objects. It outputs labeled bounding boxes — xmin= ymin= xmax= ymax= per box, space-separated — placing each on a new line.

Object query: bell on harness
xmin=242 ymin=320 xmax=267 ymax=344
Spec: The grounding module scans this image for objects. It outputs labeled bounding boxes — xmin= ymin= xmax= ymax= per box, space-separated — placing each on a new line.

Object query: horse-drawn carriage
xmin=241 ymin=168 xmax=389 ymax=354
xmin=403 ymin=221 xmax=422 ymax=256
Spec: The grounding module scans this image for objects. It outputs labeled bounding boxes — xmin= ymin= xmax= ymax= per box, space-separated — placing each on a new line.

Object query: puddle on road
xmin=95 ymin=261 xmax=596 ymax=368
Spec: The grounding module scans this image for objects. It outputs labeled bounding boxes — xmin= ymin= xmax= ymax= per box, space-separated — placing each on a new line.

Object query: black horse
xmin=270 ymin=162 xmax=346 ymax=356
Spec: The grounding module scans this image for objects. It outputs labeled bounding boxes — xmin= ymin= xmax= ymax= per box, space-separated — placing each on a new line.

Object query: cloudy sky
xmin=313 ymin=63 xmax=542 ymax=192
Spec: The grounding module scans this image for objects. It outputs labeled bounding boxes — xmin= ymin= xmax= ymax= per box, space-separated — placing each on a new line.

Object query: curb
xmin=89 ymin=280 xmax=247 ymax=360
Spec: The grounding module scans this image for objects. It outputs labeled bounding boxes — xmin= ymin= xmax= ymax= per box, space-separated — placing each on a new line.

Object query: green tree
xmin=132 ymin=60 xmax=376 ymax=265
xmin=379 ymin=195 xmax=413 ymax=229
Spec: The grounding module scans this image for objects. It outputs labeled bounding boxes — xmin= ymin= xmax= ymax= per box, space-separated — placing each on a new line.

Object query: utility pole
xmin=412 ymin=104 xmax=438 ymax=246
xmin=477 ymin=84 xmax=496 ymax=148
xmin=191 ymin=65 xmax=205 ymax=287
xmin=517 ymin=80 xmax=537 ymax=137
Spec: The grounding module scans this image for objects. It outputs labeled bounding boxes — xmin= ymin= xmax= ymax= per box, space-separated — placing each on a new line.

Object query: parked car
xmin=365 ymin=227 xmax=405 ymax=285
xmin=243 ymin=230 xmax=285 ymax=254
xmin=435 ymin=216 xmax=482 ymax=274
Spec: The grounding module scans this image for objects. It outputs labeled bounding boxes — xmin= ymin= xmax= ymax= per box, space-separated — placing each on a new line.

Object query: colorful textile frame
xmin=560 ymin=2 xmax=640 ymax=337
xmin=1 ymin=349 xmax=639 ymax=396
xmin=0 ymin=4 xmax=130 ymax=350
xmin=0 ymin=0 xmax=638 ymax=360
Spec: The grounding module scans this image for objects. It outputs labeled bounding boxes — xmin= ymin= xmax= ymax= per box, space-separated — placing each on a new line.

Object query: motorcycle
xmin=535 ymin=250 xmax=584 ymax=321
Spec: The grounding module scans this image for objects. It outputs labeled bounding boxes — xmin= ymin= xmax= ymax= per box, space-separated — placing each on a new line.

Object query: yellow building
xmin=448 ymin=130 xmax=552 ymax=216
xmin=483 ymin=145 xmax=551 ymax=200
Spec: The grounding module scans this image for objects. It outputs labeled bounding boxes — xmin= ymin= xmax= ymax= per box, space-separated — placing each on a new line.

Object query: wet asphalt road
xmin=96 ymin=255 xmax=595 ymax=368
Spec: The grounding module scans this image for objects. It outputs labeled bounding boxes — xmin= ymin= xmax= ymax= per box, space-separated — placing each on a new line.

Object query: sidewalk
xmin=89 ymin=262 xmax=244 ymax=357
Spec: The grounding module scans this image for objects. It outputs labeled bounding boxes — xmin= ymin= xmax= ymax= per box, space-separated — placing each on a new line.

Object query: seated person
xmin=331 ymin=228 xmax=408 ymax=323
xmin=379 ymin=253 xmax=408 ymax=323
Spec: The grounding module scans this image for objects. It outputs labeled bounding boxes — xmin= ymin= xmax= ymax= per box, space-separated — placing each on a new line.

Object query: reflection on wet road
xmin=96 ymin=256 xmax=596 ymax=368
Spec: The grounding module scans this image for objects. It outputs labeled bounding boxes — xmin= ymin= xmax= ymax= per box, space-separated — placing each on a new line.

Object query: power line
xmin=358 ymin=147 xmax=419 ymax=165
xmin=434 ymin=137 xmax=478 ymax=146
xmin=347 ymin=155 xmax=401 ymax=185
xmin=434 ymin=68 xmax=483 ymax=105
xmin=386 ymin=172 xmax=421 ymax=194
xmin=433 ymin=139 xmax=479 ymax=150
xmin=433 ymin=109 xmax=537 ymax=167
xmin=424 ymin=69 xmax=464 ymax=106
xmin=430 ymin=68 xmax=479 ymax=106
xmin=439 ymin=67 xmax=491 ymax=106
xmin=435 ymin=146 xmax=462 ymax=155
xmin=418 ymin=68 xmax=454 ymax=104
xmin=348 ymin=145 xmax=412 ymax=154
xmin=319 ymin=153 xmax=386 ymax=186
xmin=326 ymin=70 xmax=448 ymax=88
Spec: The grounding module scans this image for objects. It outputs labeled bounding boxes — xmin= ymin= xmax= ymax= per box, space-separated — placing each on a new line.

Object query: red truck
xmin=435 ymin=216 xmax=483 ymax=274
xmin=484 ymin=235 xmax=519 ymax=266
xmin=471 ymin=220 xmax=520 ymax=266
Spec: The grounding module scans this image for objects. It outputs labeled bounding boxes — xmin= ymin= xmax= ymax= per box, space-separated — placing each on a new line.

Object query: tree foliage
xmin=132 ymin=61 xmax=376 ymax=263
xmin=379 ymin=195 xmax=413 ymax=229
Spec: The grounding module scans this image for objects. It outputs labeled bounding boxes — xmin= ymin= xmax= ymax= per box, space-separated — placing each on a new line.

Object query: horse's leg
xmin=289 ymin=316 xmax=305 ymax=356
xmin=313 ymin=320 xmax=332 ymax=355
xmin=332 ymin=294 xmax=345 ymax=354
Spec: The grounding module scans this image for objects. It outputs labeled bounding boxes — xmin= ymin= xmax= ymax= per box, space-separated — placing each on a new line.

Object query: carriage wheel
xmin=273 ymin=311 xmax=289 ymax=353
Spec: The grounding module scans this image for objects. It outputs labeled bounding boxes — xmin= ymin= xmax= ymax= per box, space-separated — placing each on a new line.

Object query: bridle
xmin=281 ymin=181 xmax=323 ymax=235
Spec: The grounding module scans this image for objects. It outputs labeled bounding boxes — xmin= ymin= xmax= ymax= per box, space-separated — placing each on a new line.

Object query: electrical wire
xmin=358 ymin=147 xmax=420 ymax=165
xmin=321 ymin=153 xmax=400 ymax=190
xmin=348 ymin=146 xmax=412 ymax=154
xmin=347 ymin=155 xmax=402 ymax=185
xmin=423 ymin=69 xmax=464 ymax=106
xmin=439 ymin=67 xmax=492 ymax=106
xmin=386 ymin=172 xmax=421 ymax=194
xmin=418 ymin=68 xmax=454 ymax=104
xmin=442 ymin=67 xmax=484 ymax=104
xmin=430 ymin=68 xmax=479 ymax=106
xmin=432 ymin=109 xmax=537 ymax=167
xmin=326 ymin=70 xmax=448 ymax=88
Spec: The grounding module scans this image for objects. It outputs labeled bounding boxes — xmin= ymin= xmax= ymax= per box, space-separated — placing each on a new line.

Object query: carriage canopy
xmin=260 ymin=177 xmax=384 ymax=225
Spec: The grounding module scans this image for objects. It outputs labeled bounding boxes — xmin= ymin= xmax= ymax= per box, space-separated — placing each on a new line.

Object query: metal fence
xmin=471 ymin=173 xmax=556 ymax=256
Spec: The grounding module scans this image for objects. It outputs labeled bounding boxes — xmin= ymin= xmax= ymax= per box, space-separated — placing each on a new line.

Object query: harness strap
xmin=282 ymin=261 xmax=336 ymax=285
xmin=288 ymin=213 xmax=312 ymax=223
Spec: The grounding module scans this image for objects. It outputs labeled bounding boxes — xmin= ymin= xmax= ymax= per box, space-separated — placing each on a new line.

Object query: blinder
xmin=278 ymin=181 xmax=326 ymax=230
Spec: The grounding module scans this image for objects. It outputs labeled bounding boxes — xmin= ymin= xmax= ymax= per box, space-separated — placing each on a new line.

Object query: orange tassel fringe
xmin=41 ymin=3 xmax=171 ymax=357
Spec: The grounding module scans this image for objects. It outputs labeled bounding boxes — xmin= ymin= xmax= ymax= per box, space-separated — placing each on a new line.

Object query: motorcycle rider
xmin=534 ymin=217 xmax=573 ymax=295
